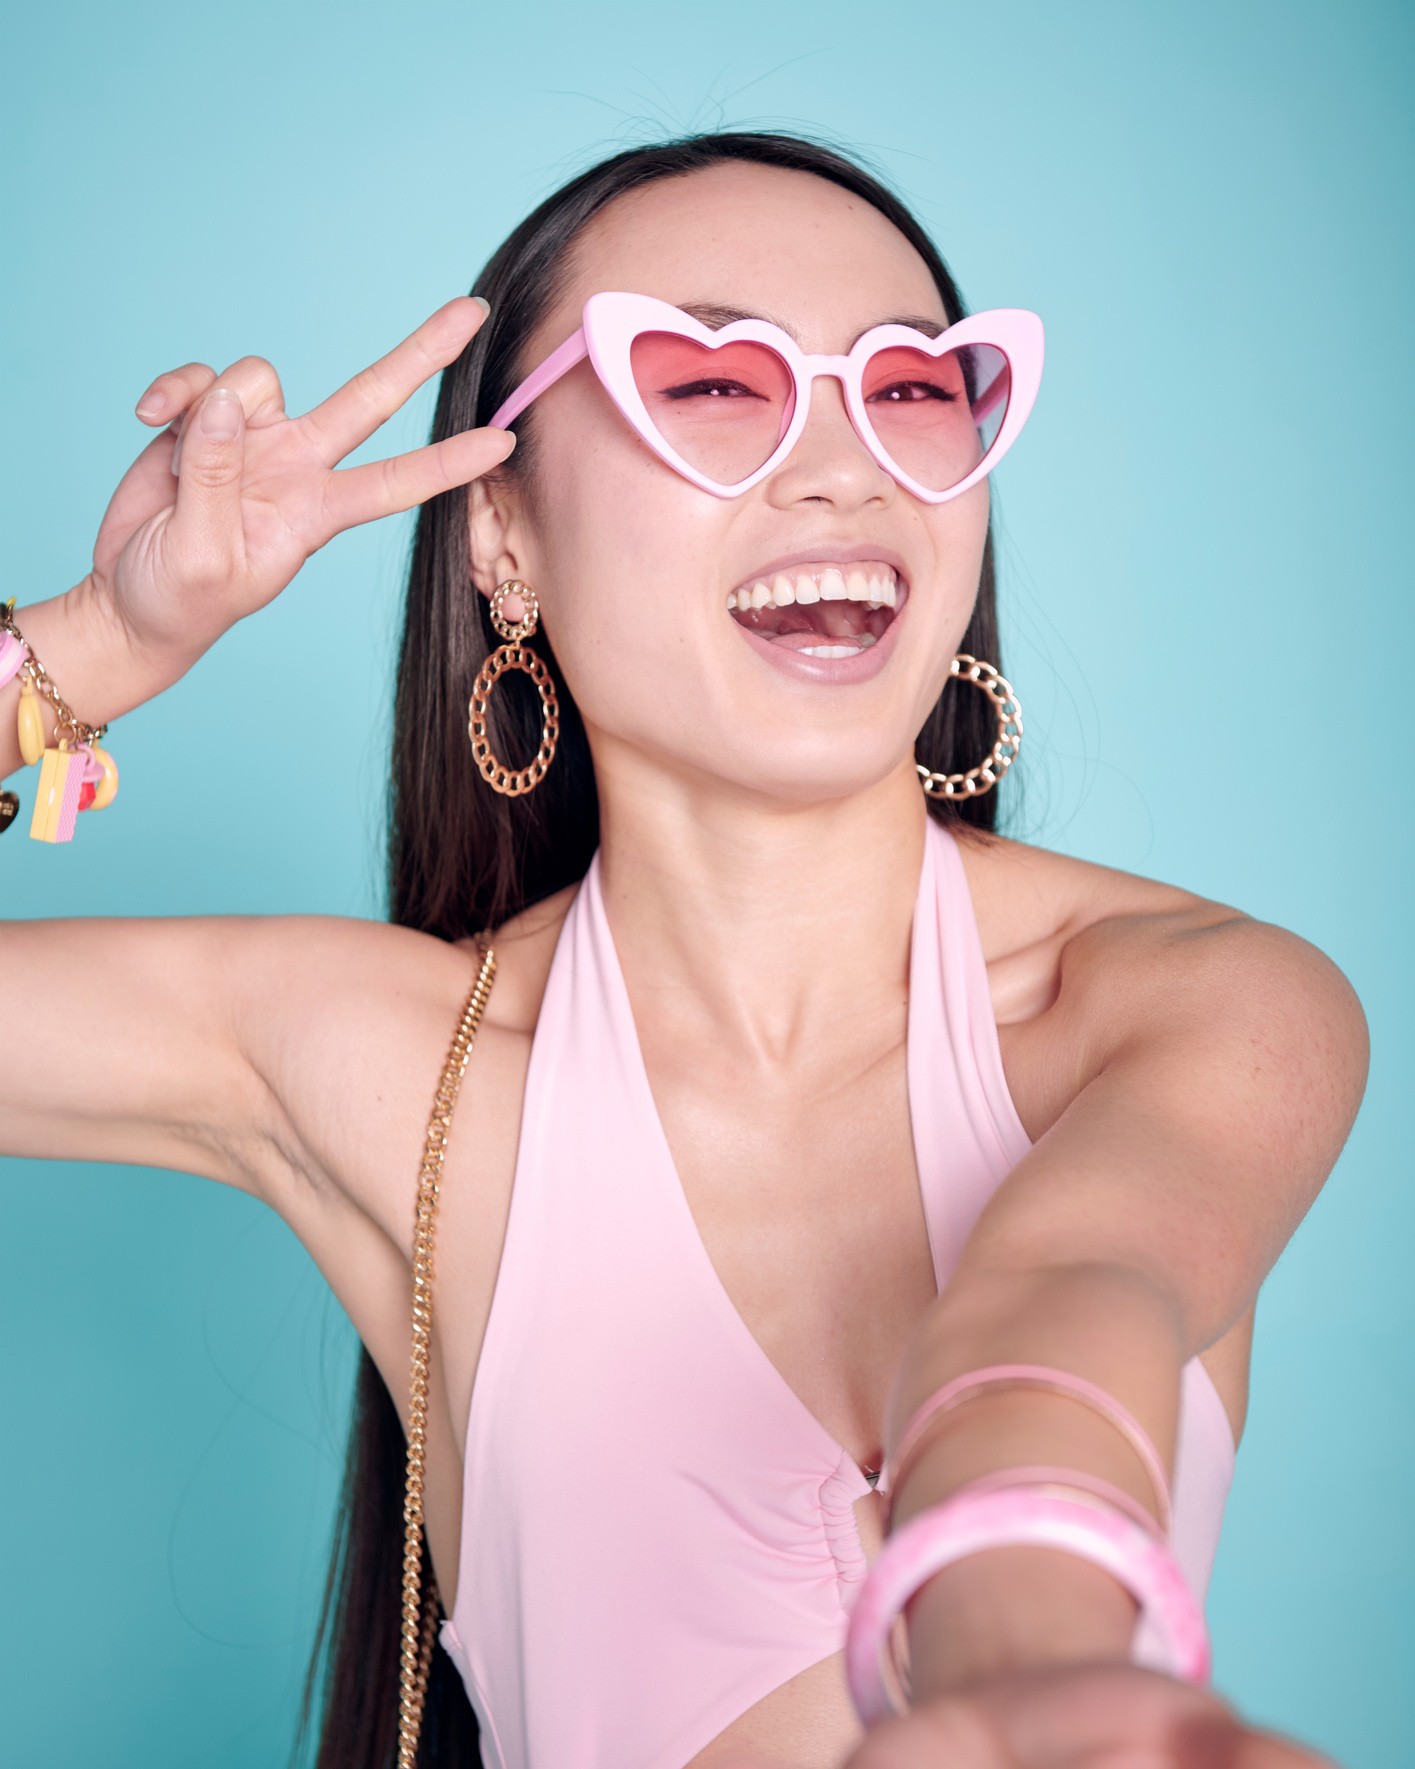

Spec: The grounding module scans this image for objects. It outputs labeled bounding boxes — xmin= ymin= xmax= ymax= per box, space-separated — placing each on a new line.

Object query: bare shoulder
xmin=955 ymin=830 xmax=1368 ymax=1149
xmin=953 ymin=830 xmax=1207 ymax=1021
xmin=230 ymin=882 xmax=576 ymax=1080
xmin=452 ymin=881 xmax=578 ymax=1036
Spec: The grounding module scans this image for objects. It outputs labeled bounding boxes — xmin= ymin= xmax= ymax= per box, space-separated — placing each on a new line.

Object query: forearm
xmin=890 ymin=1261 xmax=1187 ymax=1697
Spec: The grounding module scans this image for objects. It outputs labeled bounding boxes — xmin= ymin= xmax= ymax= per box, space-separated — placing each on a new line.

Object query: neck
xmin=594 ymin=743 xmax=928 ymax=1058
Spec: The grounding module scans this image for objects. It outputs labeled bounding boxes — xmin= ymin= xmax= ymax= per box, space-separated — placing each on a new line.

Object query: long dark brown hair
xmin=299 ymin=130 xmax=1006 ymax=1766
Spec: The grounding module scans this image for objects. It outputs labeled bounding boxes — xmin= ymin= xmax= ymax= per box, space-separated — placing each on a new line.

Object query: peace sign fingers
xmin=320 ymin=425 xmax=516 ymax=538
xmin=134 ymin=361 xmax=219 ymax=429
xmin=91 ymin=300 xmax=513 ymax=678
xmin=299 ymin=296 xmax=490 ymax=468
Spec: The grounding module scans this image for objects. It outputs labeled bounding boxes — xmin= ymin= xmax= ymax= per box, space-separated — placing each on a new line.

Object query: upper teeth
xmin=728 ymin=567 xmax=898 ymax=613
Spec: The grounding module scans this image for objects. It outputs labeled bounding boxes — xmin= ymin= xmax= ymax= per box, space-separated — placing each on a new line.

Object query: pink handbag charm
xmin=29 ymin=743 xmax=106 ymax=844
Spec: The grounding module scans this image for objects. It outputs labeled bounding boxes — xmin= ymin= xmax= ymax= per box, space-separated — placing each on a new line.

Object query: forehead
xmin=545 ymin=161 xmax=948 ymax=357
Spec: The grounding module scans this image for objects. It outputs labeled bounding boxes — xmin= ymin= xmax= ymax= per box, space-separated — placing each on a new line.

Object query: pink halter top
xmin=441 ymin=820 xmax=1235 ymax=1769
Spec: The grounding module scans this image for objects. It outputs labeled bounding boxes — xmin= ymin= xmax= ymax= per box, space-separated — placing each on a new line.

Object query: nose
xmin=764 ymin=371 xmax=895 ymax=513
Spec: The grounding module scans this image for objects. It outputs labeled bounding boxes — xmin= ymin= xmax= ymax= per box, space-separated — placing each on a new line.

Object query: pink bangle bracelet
xmin=0 ymin=630 xmax=26 ymax=691
xmin=844 ymin=1485 xmax=1211 ymax=1726
xmin=942 ymin=1464 xmax=1163 ymax=1536
xmin=886 ymin=1363 xmax=1173 ymax=1535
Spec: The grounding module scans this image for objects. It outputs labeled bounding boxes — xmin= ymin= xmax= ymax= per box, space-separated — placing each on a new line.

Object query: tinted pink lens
xmin=629 ymin=332 xmax=795 ymax=485
xmin=861 ymin=344 xmax=1010 ymax=493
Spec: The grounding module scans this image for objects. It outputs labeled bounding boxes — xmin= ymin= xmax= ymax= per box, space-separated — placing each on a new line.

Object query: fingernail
xmin=471 ymin=295 xmax=491 ymax=318
xmin=198 ymin=388 xmax=242 ymax=441
xmin=136 ymin=392 xmax=167 ymax=421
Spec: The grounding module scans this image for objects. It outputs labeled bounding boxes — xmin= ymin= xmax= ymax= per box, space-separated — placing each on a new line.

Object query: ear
xmin=468 ymin=475 xmax=529 ymax=598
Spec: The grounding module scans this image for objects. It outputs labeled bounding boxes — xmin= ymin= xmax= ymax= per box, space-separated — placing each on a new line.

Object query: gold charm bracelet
xmin=1 ymin=599 xmax=109 ymax=746
xmin=1 ymin=599 xmax=118 ymax=841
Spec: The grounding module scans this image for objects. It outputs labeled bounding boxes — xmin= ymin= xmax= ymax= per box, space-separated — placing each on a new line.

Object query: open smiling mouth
xmin=727 ymin=563 xmax=902 ymax=659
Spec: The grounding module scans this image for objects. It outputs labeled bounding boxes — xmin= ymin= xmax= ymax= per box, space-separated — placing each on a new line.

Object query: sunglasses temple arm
xmin=971 ymin=369 xmax=1009 ymax=424
xmin=489 ymin=328 xmax=590 ymax=430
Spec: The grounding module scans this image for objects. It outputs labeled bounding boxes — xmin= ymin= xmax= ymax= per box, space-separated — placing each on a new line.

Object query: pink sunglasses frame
xmin=490 ymin=291 xmax=1044 ymax=503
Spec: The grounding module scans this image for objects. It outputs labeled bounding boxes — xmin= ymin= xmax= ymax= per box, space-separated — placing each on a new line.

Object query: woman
xmin=1 ymin=133 xmax=1364 ymax=1768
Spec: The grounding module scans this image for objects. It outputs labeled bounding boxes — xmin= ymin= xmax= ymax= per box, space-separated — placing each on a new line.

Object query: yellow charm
xmin=29 ymin=743 xmax=83 ymax=843
xmin=87 ymin=743 xmax=119 ymax=811
xmin=17 ymin=677 xmax=45 ymax=766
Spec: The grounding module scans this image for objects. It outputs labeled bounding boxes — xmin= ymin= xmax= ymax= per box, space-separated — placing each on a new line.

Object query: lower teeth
xmin=799 ymin=636 xmax=878 ymax=659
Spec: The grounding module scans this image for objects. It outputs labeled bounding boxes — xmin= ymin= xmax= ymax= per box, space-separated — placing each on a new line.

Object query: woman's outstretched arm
xmin=0 ymin=912 xmax=450 ymax=1195
xmin=849 ymin=892 xmax=1367 ymax=1768
xmin=0 ymin=298 xmax=513 ymax=1179
xmin=0 ymin=296 xmax=511 ymax=778
xmin=0 ymin=298 xmax=517 ymax=1332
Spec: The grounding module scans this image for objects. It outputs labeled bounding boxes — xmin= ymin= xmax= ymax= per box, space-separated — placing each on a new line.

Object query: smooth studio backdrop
xmin=1 ymin=2 xmax=1411 ymax=1763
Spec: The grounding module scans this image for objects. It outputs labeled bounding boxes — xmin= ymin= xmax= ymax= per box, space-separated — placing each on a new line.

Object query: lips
xmin=727 ymin=562 xmax=901 ymax=658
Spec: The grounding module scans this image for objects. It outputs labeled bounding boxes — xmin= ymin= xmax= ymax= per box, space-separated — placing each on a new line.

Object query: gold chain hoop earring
xmin=917 ymin=654 xmax=1023 ymax=801
xmin=468 ymin=580 xmax=560 ymax=796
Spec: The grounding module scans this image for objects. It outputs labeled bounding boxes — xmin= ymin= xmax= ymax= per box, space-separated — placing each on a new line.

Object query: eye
xmin=868 ymin=379 xmax=960 ymax=405
xmin=661 ymin=378 xmax=768 ymax=401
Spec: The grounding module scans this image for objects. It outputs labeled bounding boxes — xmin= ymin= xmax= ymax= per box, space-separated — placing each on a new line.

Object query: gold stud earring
xmin=917 ymin=655 xmax=1022 ymax=800
xmin=467 ymin=580 xmax=560 ymax=797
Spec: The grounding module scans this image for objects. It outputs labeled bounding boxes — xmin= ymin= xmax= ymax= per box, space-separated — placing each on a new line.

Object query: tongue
xmin=733 ymin=601 xmax=892 ymax=646
xmin=768 ymin=630 xmax=876 ymax=653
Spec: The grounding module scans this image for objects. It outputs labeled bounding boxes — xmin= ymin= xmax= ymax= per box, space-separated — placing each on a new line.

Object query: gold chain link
xmin=916 ymin=654 xmax=1022 ymax=800
xmin=0 ymin=599 xmax=108 ymax=746
xmin=467 ymin=643 xmax=560 ymax=796
xmin=398 ymin=943 xmax=498 ymax=1769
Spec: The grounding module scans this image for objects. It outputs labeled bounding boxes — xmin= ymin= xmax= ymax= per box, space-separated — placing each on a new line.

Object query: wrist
xmin=1 ymin=581 xmax=194 ymax=785
xmin=18 ymin=577 xmax=199 ymax=728
xmin=889 ymin=1385 xmax=1169 ymax=1544
xmin=849 ymin=1342 xmax=1208 ymax=1724
xmin=847 ymin=1481 xmax=1208 ymax=1725
xmin=906 ymin=1543 xmax=1138 ymax=1699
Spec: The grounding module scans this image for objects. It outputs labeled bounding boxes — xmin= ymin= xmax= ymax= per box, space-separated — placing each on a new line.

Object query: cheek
xmin=926 ymin=485 xmax=990 ymax=638
xmin=518 ymin=416 xmax=733 ymax=721
xmin=947 ymin=480 xmax=991 ymax=567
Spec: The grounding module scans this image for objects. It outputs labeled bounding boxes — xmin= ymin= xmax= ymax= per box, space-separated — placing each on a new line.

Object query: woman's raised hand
xmin=92 ymin=296 xmax=510 ymax=674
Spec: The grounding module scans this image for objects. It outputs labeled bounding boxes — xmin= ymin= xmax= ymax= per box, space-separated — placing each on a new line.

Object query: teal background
xmin=1 ymin=0 xmax=1411 ymax=1762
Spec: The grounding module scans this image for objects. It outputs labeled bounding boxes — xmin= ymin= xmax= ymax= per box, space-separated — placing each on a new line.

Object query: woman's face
xmin=473 ymin=162 xmax=990 ymax=808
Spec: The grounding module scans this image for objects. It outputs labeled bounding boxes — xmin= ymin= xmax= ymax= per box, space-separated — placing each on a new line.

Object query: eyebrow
xmin=679 ymin=302 xmax=947 ymax=346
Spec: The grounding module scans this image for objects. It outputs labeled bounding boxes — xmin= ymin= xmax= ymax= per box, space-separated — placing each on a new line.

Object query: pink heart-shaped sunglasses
xmin=491 ymin=291 xmax=1044 ymax=503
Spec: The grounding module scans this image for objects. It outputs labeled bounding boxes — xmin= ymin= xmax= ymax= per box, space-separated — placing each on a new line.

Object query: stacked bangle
xmin=845 ymin=1478 xmax=1210 ymax=1723
xmin=846 ymin=1364 xmax=1207 ymax=1726
xmin=884 ymin=1362 xmax=1173 ymax=1534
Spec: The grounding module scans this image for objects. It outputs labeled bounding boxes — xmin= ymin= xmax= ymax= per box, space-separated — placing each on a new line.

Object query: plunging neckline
xmin=446 ymin=820 xmax=1237 ymax=1769
xmin=579 ymin=844 xmax=938 ymax=1493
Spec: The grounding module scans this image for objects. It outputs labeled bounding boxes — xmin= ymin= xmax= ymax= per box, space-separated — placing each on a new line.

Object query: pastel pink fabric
xmin=440 ymin=819 xmax=1236 ymax=1769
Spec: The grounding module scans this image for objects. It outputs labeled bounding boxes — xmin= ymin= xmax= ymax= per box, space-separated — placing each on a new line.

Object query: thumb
xmin=169 ymin=386 xmax=246 ymax=566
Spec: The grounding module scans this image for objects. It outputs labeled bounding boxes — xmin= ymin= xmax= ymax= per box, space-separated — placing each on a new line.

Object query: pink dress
xmin=441 ymin=820 xmax=1236 ymax=1768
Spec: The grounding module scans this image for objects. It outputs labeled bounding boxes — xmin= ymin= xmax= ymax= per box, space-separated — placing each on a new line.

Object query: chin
xmin=710 ymin=745 xmax=918 ymax=808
